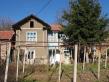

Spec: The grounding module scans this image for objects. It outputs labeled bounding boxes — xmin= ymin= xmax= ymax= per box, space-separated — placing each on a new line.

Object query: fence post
xmin=83 ymin=46 xmax=86 ymax=71
xmin=97 ymin=47 xmax=101 ymax=80
xmin=23 ymin=48 xmax=26 ymax=74
xmin=58 ymin=47 xmax=62 ymax=82
xmin=73 ymin=44 xmax=78 ymax=82
xmin=105 ymin=48 xmax=108 ymax=68
xmin=16 ymin=47 xmax=20 ymax=82
xmin=4 ymin=42 xmax=11 ymax=82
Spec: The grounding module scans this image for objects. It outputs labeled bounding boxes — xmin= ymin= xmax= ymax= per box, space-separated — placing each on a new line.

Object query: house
xmin=12 ymin=14 xmax=50 ymax=64
xmin=48 ymin=24 xmax=72 ymax=65
xmin=0 ymin=29 xmax=15 ymax=64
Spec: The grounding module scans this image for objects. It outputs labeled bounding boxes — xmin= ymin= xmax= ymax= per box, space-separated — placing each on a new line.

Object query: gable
xmin=20 ymin=18 xmax=45 ymax=29
xmin=12 ymin=14 xmax=50 ymax=30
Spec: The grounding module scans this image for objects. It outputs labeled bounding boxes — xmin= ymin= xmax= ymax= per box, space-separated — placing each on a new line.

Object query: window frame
xmin=26 ymin=31 xmax=37 ymax=42
xmin=27 ymin=49 xmax=35 ymax=59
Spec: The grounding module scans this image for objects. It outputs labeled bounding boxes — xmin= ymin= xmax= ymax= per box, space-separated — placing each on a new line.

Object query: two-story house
xmin=12 ymin=14 xmax=50 ymax=64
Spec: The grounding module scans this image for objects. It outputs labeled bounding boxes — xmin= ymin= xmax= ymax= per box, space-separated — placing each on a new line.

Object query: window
xmin=30 ymin=21 xmax=34 ymax=28
xmin=27 ymin=50 xmax=35 ymax=59
xmin=26 ymin=32 xmax=37 ymax=42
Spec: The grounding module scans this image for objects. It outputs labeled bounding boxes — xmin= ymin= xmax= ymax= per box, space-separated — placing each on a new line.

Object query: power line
xmin=37 ymin=0 xmax=53 ymax=15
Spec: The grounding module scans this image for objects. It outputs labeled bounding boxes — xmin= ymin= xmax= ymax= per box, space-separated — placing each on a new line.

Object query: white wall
xmin=48 ymin=32 xmax=59 ymax=49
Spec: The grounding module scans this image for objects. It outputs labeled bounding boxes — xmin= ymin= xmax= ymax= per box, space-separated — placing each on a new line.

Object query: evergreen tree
xmin=60 ymin=0 xmax=109 ymax=81
xmin=61 ymin=0 xmax=109 ymax=44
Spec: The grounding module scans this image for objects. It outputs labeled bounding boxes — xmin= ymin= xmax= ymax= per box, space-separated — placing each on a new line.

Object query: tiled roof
xmin=50 ymin=24 xmax=62 ymax=31
xmin=0 ymin=31 xmax=14 ymax=40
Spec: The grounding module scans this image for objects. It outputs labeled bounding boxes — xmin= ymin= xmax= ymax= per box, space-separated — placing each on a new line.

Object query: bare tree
xmin=0 ymin=16 xmax=14 ymax=29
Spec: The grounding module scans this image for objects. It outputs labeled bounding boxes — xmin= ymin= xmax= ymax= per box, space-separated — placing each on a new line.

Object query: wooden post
xmin=82 ymin=46 xmax=86 ymax=71
xmin=16 ymin=47 xmax=20 ymax=82
xmin=4 ymin=42 xmax=11 ymax=82
xmin=52 ymin=49 xmax=54 ymax=64
xmin=0 ymin=43 xmax=1 ymax=65
xmin=97 ymin=47 xmax=101 ymax=80
xmin=55 ymin=47 xmax=57 ymax=64
xmin=105 ymin=48 xmax=108 ymax=69
xmin=23 ymin=48 xmax=26 ymax=74
xmin=93 ymin=51 xmax=95 ymax=63
xmin=73 ymin=44 xmax=78 ymax=82
xmin=92 ymin=46 xmax=96 ymax=63
xmin=58 ymin=47 xmax=62 ymax=82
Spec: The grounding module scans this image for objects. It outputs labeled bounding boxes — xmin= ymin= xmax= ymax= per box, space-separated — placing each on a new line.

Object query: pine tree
xmin=60 ymin=0 xmax=109 ymax=81
xmin=62 ymin=0 xmax=109 ymax=44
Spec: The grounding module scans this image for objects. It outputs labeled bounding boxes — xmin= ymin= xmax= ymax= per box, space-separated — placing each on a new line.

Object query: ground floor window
xmin=27 ymin=49 xmax=35 ymax=59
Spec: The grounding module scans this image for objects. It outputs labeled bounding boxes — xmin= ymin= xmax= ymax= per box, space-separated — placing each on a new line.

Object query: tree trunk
xmin=16 ymin=47 xmax=20 ymax=82
xmin=82 ymin=46 xmax=86 ymax=71
xmin=4 ymin=42 xmax=11 ymax=82
xmin=97 ymin=48 xmax=101 ymax=80
xmin=73 ymin=44 xmax=78 ymax=82
xmin=105 ymin=48 xmax=107 ymax=69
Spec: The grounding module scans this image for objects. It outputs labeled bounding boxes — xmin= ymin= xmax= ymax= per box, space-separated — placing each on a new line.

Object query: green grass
xmin=18 ymin=63 xmax=109 ymax=82
xmin=62 ymin=64 xmax=73 ymax=73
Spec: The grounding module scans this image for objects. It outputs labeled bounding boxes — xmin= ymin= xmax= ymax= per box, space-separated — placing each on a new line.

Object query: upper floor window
xmin=26 ymin=32 xmax=37 ymax=42
xmin=30 ymin=21 xmax=34 ymax=28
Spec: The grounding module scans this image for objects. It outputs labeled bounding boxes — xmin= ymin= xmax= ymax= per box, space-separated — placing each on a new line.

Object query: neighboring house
xmin=0 ymin=30 xmax=15 ymax=63
xmin=12 ymin=14 xmax=50 ymax=64
xmin=48 ymin=24 xmax=71 ymax=65
xmin=48 ymin=24 xmax=61 ymax=65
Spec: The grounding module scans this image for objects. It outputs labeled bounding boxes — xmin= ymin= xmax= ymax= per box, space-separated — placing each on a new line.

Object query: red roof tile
xmin=50 ymin=24 xmax=62 ymax=31
xmin=0 ymin=31 xmax=14 ymax=40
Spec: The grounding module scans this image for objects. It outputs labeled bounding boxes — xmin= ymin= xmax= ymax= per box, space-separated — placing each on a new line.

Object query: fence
xmin=0 ymin=41 xmax=109 ymax=82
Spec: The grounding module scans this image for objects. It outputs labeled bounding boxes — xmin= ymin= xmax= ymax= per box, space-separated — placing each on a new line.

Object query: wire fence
xmin=0 ymin=41 xmax=109 ymax=82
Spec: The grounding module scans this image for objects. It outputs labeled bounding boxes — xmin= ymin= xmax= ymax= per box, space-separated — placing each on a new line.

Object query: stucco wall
xmin=15 ymin=18 xmax=48 ymax=64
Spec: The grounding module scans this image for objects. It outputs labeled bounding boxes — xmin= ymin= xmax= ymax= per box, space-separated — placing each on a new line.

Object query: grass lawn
xmin=1 ymin=62 xmax=109 ymax=82
xmin=19 ymin=62 xmax=109 ymax=82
